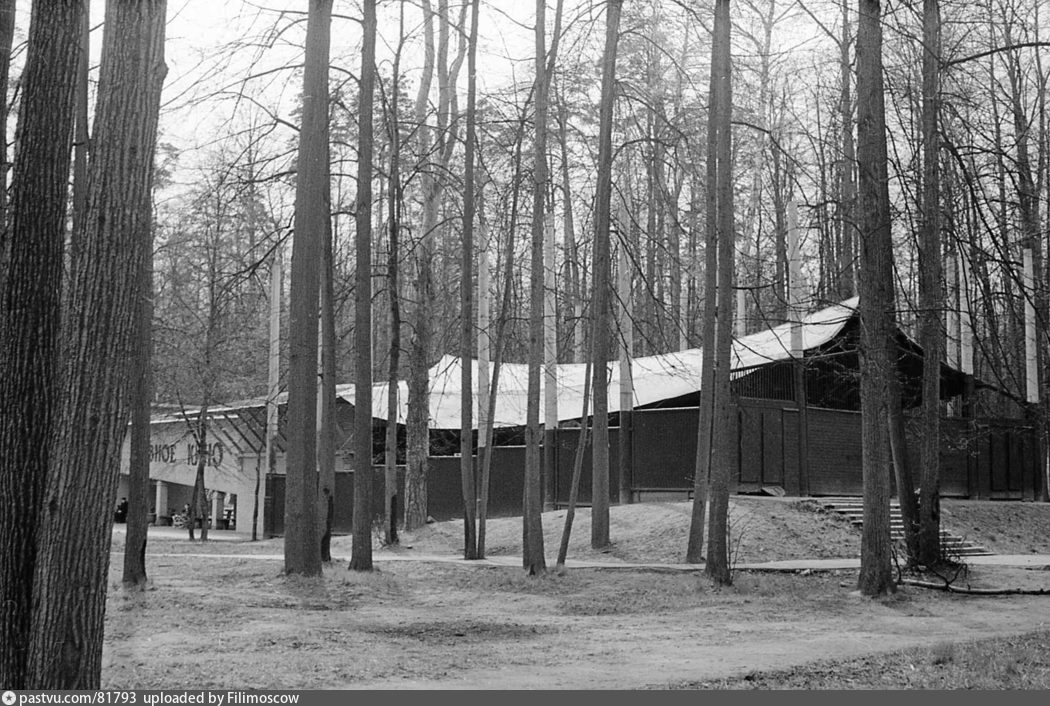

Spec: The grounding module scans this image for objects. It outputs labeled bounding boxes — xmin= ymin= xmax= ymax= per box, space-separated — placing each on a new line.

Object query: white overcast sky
xmin=155 ymin=1 xmax=547 ymax=155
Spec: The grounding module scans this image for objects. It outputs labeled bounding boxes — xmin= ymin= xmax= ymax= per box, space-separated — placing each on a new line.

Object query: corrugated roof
xmin=338 ymin=297 xmax=861 ymax=430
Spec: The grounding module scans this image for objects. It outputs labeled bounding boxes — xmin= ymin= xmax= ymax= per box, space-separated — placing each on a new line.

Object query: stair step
xmin=820 ymin=500 xmax=993 ymax=556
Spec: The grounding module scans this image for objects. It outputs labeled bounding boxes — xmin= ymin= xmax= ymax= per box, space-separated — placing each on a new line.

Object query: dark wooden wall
xmin=263 ymin=402 xmax=1041 ymax=537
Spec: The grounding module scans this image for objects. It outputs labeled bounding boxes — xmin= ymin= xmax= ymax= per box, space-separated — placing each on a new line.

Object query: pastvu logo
xmin=2 ymin=690 xmax=16 ymax=706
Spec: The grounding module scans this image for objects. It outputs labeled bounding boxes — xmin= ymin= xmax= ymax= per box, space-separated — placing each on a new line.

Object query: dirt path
xmin=347 ymin=597 xmax=1050 ymax=689
xmin=102 ymin=554 xmax=1050 ymax=689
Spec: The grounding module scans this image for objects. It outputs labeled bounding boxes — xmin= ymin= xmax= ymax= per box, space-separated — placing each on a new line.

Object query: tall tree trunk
xmin=1036 ymin=6 xmax=1050 ymax=503
xmin=618 ymin=209 xmax=634 ymax=505
xmin=318 ymin=203 xmax=336 ymax=562
xmin=0 ymin=0 xmax=13 ymax=255
xmin=556 ymin=91 xmax=584 ymax=362
xmin=285 ymin=0 xmax=331 ymax=577
xmin=262 ymin=247 xmax=282 ymax=542
xmin=523 ymin=0 xmax=550 ymax=574
xmin=351 ymin=0 xmax=377 ymax=572
xmin=887 ymin=375 xmax=920 ymax=563
xmin=1001 ymin=15 xmax=1046 ymax=505
xmin=191 ymin=414 xmax=209 ymax=542
xmin=0 ymin=2 xmax=81 ymax=687
xmin=771 ymin=144 xmax=788 ymax=320
xmin=404 ymin=0 xmax=444 ymax=532
xmin=685 ymin=176 xmax=700 ymax=347
xmin=404 ymin=8 xmax=435 ymax=532
xmin=838 ymin=3 xmax=856 ymax=298
xmin=645 ymin=127 xmax=658 ymax=354
xmin=685 ymin=189 xmax=717 ymax=563
xmin=556 ymin=359 xmax=592 ymax=570
xmin=123 ymin=255 xmax=153 ymax=587
xmin=26 ymin=0 xmax=166 ymax=686
xmin=384 ymin=2 xmax=406 ymax=547
xmin=589 ymin=0 xmax=623 ymax=552
xmin=477 ymin=225 xmax=491 ymax=557
xmin=737 ymin=0 xmax=773 ymax=337
xmin=544 ymin=216 xmax=559 ymax=512
xmin=855 ymin=0 xmax=895 ymax=597
xmin=917 ymin=0 xmax=943 ymax=566
xmin=705 ymin=0 xmax=735 ymax=586
xmin=1041 ymin=16 xmax=1050 ymax=503
xmin=459 ymin=0 xmax=479 ymax=560
xmin=541 ymin=1 xmax=565 ymax=513
xmin=480 ymin=106 xmax=529 ymax=558
xmin=70 ymin=4 xmax=89 ymax=268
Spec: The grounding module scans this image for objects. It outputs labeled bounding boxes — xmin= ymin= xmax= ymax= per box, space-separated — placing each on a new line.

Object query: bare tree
xmin=478 ymin=100 xmax=532 ymax=558
xmin=459 ymin=0 xmax=480 ymax=560
xmin=188 ymin=408 xmax=211 ymax=542
xmin=285 ymin=0 xmax=331 ymax=577
xmin=0 ymin=1 xmax=83 ymax=688
xmin=27 ymin=0 xmax=167 ymax=685
xmin=262 ymin=246 xmax=282 ymax=542
xmin=404 ymin=0 xmax=466 ymax=531
xmin=382 ymin=2 xmax=408 ymax=548
xmin=70 ymin=4 xmax=89 ymax=265
xmin=404 ymin=0 xmax=437 ymax=533
xmin=837 ymin=2 xmax=857 ymax=298
xmin=319 ymin=204 xmax=336 ymax=562
xmin=543 ymin=0 xmax=566 ymax=514
xmin=351 ymin=0 xmax=378 ymax=572
xmin=556 ymin=359 xmax=592 ymax=570
xmin=589 ymin=0 xmax=623 ymax=552
xmin=855 ymin=0 xmax=896 ymax=597
xmin=915 ymin=0 xmax=943 ymax=568
xmin=887 ymin=376 xmax=919 ymax=562
xmin=686 ymin=146 xmax=718 ymax=564
xmin=523 ymin=0 xmax=552 ymax=572
xmin=0 ymin=0 xmax=13 ymax=253
xmin=123 ymin=255 xmax=154 ymax=587
xmin=704 ymin=0 xmax=736 ymax=586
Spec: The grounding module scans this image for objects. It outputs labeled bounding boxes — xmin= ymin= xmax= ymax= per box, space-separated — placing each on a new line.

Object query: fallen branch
xmin=901 ymin=578 xmax=1050 ymax=596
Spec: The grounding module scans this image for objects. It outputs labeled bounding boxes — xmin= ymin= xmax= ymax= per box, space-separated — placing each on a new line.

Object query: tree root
xmin=900 ymin=578 xmax=1050 ymax=595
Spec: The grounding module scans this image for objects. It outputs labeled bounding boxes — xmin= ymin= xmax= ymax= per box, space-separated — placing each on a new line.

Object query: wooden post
xmin=617 ymin=205 xmax=634 ymax=504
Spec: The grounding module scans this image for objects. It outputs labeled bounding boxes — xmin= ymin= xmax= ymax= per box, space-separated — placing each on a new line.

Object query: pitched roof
xmin=338 ymin=297 xmax=862 ymax=430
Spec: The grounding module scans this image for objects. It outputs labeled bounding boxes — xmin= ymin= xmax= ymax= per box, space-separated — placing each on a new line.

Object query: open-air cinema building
xmin=119 ymin=297 xmax=1043 ymax=537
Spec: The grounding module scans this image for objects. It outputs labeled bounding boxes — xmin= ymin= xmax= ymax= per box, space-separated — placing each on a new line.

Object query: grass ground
xmin=103 ymin=496 xmax=1050 ymax=689
xmin=673 ymin=631 xmax=1050 ymax=689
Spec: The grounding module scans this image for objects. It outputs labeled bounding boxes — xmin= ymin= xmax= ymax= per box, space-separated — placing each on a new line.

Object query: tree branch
xmin=901 ymin=578 xmax=1050 ymax=595
xmin=944 ymin=42 xmax=1050 ymax=69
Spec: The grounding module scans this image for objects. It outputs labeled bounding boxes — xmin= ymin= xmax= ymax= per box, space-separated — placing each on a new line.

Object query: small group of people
xmin=172 ymin=503 xmax=193 ymax=528
xmin=114 ymin=497 xmax=129 ymax=523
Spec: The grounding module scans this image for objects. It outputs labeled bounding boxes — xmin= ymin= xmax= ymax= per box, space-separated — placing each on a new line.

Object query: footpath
xmin=112 ymin=525 xmax=1050 ymax=571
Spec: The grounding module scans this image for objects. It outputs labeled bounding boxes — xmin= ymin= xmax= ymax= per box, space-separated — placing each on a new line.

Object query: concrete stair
xmin=818 ymin=497 xmax=992 ymax=557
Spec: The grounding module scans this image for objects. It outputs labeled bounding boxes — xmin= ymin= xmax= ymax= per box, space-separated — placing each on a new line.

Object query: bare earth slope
xmin=940 ymin=499 xmax=1050 ymax=555
xmin=345 ymin=496 xmax=1050 ymax=565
